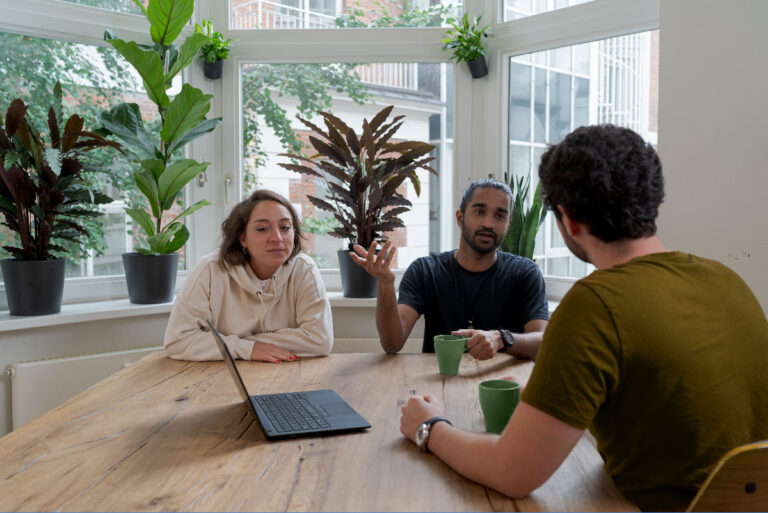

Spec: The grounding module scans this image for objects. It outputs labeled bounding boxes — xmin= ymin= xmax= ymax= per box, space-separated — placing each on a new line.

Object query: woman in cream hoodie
xmin=164 ymin=189 xmax=333 ymax=361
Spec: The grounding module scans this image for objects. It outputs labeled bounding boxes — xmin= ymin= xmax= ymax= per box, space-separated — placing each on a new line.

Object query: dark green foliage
xmin=500 ymin=172 xmax=546 ymax=260
xmin=0 ymin=84 xmax=119 ymax=260
xmin=278 ymin=106 xmax=436 ymax=248
xmin=441 ymin=13 xmax=490 ymax=63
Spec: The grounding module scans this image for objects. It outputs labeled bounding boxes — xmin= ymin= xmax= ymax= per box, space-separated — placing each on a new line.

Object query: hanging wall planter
xmin=466 ymin=56 xmax=488 ymax=79
xmin=1 ymin=259 xmax=66 ymax=316
xmin=204 ymin=59 xmax=223 ymax=79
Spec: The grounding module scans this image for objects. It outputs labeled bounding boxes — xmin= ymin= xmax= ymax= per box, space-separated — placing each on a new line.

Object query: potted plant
xmin=100 ymin=0 xmax=221 ymax=304
xmin=0 ymin=83 xmax=119 ymax=315
xmin=500 ymin=172 xmax=546 ymax=260
xmin=279 ymin=105 xmax=436 ymax=297
xmin=196 ymin=18 xmax=232 ymax=80
xmin=441 ymin=13 xmax=491 ymax=79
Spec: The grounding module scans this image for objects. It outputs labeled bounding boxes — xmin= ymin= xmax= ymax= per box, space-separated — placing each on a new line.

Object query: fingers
xmin=383 ymin=244 xmax=397 ymax=267
xmin=499 ymin=374 xmax=521 ymax=382
xmin=352 ymin=244 xmax=368 ymax=258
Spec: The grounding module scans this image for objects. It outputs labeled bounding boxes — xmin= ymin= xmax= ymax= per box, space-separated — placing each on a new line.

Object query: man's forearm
xmin=506 ymin=331 xmax=543 ymax=360
xmin=376 ymin=280 xmax=406 ymax=353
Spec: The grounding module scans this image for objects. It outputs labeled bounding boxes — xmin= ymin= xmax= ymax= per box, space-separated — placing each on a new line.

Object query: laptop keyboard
xmin=255 ymin=393 xmax=331 ymax=433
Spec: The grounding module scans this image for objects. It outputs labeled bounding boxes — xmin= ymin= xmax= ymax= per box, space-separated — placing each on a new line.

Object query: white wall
xmin=657 ymin=0 xmax=768 ymax=313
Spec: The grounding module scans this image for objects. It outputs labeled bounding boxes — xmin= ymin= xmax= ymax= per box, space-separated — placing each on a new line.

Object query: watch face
xmin=416 ymin=424 xmax=430 ymax=450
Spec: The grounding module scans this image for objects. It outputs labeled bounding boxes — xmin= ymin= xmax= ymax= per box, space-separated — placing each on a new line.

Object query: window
xmin=238 ymin=61 xmax=454 ymax=269
xmin=56 ymin=0 xmax=144 ymax=15
xmin=503 ymin=0 xmax=593 ymax=22
xmin=230 ymin=0 xmax=461 ymax=30
xmin=506 ymin=30 xmax=659 ymax=279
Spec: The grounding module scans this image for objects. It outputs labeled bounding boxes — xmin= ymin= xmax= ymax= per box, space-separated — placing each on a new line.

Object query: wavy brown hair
xmin=219 ymin=189 xmax=304 ymax=267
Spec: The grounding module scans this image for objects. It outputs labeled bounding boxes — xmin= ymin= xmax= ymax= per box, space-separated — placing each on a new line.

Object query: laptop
xmin=207 ymin=320 xmax=371 ymax=440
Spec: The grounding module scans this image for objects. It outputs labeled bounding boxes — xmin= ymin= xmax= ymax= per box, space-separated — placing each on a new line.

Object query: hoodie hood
xmin=216 ymin=251 xmax=310 ymax=302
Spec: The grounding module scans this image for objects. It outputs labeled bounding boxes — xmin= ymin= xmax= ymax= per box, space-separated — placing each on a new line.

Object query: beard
xmin=461 ymin=222 xmax=501 ymax=255
xmin=559 ymin=223 xmax=592 ymax=263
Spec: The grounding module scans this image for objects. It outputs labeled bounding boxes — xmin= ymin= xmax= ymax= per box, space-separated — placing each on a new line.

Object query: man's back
xmin=523 ymin=251 xmax=768 ymax=511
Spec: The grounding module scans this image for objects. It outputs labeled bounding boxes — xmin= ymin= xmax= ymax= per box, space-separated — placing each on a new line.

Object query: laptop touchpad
xmin=321 ymin=402 xmax=354 ymax=416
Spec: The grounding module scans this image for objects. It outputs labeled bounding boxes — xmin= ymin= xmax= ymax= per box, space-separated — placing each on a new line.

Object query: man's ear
xmin=557 ymin=205 xmax=581 ymax=238
xmin=455 ymin=209 xmax=463 ymax=227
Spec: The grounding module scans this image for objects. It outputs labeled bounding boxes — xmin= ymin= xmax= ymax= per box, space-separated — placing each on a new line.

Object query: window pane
xmin=503 ymin=0 xmax=594 ymax=22
xmin=508 ymin=145 xmax=531 ymax=176
xmin=231 ymin=0 xmax=461 ymax=30
xmin=56 ymin=0 xmax=144 ymax=15
xmin=505 ymin=30 xmax=659 ymax=279
xmin=240 ymin=62 xmax=453 ymax=270
xmin=509 ymin=62 xmax=532 ymax=141
xmin=0 ymin=31 xmax=186 ymax=284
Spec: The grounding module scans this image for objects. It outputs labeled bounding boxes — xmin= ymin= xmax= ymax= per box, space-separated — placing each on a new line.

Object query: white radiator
xmin=10 ymin=346 xmax=161 ymax=430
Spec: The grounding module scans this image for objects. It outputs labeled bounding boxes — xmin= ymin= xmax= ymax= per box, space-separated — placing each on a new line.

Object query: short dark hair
xmin=219 ymin=189 xmax=304 ymax=267
xmin=538 ymin=124 xmax=664 ymax=242
xmin=459 ymin=178 xmax=513 ymax=213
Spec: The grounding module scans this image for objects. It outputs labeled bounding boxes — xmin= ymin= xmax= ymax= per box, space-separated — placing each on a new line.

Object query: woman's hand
xmin=250 ymin=342 xmax=298 ymax=363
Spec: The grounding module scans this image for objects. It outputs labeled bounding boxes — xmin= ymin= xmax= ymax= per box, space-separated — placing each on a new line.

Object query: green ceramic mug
xmin=478 ymin=379 xmax=520 ymax=434
xmin=434 ymin=335 xmax=468 ymax=376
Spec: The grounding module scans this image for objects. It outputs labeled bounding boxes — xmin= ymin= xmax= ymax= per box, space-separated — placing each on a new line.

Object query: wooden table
xmin=0 ymin=352 xmax=637 ymax=512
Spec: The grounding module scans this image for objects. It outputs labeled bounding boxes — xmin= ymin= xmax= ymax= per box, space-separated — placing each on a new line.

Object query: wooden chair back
xmin=687 ymin=440 xmax=768 ymax=512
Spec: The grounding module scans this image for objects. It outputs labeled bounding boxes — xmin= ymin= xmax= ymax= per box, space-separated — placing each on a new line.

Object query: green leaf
xmin=125 ymin=207 xmax=156 ymax=237
xmin=147 ymin=221 xmax=185 ymax=253
xmin=166 ymin=32 xmax=210 ymax=83
xmin=169 ymin=199 xmax=210 ymax=224
xmin=160 ymin=84 xmax=213 ymax=144
xmin=146 ymin=0 xmax=195 ymax=46
xmin=164 ymin=223 xmax=189 ymax=253
xmin=130 ymin=0 xmax=148 ymax=17
xmin=108 ymin=39 xmax=170 ymax=108
xmin=157 ymin=159 xmax=208 ymax=204
xmin=134 ymin=169 xmax=161 ymax=219
xmin=99 ymin=103 xmax=156 ymax=157
xmin=167 ymin=117 xmax=221 ymax=155
xmin=141 ymin=158 xmax=166 ymax=180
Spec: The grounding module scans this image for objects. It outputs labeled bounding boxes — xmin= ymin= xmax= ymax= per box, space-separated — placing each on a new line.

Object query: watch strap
xmin=498 ymin=329 xmax=514 ymax=353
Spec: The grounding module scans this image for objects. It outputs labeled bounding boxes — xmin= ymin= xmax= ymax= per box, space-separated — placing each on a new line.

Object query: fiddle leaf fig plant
xmin=0 ymin=82 xmax=119 ymax=260
xmin=278 ymin=105 xmax=437 ymax=249
xmin=99 ymin=0 xmax=220 ymax=255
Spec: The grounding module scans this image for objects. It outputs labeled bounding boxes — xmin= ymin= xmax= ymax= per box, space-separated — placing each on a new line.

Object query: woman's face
xmin=238 ymin=200 xmax=295 ymax=278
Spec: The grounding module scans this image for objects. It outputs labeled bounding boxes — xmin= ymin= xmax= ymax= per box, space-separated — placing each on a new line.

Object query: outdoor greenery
xmin=196 ymin=19 xmax=232 ymax=63
xmin=0 ymin=83 xmax=119 ymax=260
xmin=441 ymin=13 xmax=490 ymax=63
xmin=99 ymin=0 xmax=219 ymax=255
xmin=278 ymin=106 xmax=436 ymax=249
xmin=335 ymin=1 xmax=457 ymax=28
xmin=500 ymin=172 xmax=546 ymax=260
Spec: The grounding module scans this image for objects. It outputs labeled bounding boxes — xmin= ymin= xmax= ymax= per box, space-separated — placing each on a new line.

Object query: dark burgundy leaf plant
xmin=278 ymin=105 xmax=437 ymax=249
xmin=0 ymin=82 xmax=120 ymax=261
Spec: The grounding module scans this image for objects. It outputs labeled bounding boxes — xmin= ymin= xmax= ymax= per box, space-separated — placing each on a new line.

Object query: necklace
xmin=452 ymin=251 xmax=496 ymax=329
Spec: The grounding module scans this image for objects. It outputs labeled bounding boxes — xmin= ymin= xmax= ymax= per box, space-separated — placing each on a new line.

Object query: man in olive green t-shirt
xmin=396 ymin=125 xmax=768 ymax=511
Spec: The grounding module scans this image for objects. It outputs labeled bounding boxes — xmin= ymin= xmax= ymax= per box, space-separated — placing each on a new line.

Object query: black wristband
xmin=498 ymin=329 xmax=514 ymax=353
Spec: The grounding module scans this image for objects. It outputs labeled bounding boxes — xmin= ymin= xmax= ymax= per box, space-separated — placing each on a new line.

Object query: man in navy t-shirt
xmin=350 ymin=179 xmax=549 ymax=360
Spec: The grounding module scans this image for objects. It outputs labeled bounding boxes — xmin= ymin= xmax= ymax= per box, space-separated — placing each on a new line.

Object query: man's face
xmin=555 ymin=215 xmax=592 ymax=264
xmin=458 ymin=187 xmax=510 ymax=255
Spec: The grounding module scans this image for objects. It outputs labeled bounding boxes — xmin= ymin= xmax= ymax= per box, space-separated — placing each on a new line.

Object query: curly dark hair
xmin=219 ymin=189 xmax=304 ymax=267
xmin=538 ymin=124 xmax=664 ymax=242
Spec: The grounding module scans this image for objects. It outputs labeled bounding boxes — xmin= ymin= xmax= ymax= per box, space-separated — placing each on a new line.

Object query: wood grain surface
xmin=0 ymin=352 xmax=637 ymax=512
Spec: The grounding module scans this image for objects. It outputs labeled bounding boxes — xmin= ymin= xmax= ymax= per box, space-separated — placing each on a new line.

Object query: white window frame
xmin=0 ymin=0 xmax=660 ymax=306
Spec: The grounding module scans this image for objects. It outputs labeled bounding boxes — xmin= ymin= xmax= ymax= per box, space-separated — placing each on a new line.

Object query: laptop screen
xmin=206 ymin=320 xmax=255 ymax=408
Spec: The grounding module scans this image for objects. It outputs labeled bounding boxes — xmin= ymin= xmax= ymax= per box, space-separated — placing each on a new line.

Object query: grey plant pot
xmin=122 ymin=252 xmax=179 ymax=304
xmin=204 ymin=59 xmax=224 ymax=79
xmin=337 ymin=249 xmax=377 ymax=298
xmin=1 ymin=258 xmax=66 ymax=316
xmin=466 ymin=56 xmax=488 ymax=79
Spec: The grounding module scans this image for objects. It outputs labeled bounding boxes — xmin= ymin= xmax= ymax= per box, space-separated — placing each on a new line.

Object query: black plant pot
xmin=337 ymin=249 xmax=377 ymax=298
xmin=123 ymin=252 xmax=179 ymax=304
xmin=466 ymin=56 xmax=488 ymax=79
xmin=204 ymin=59 xmax=224 ymax=79
xmin=1 ymin=258 xmax=66 ymax=316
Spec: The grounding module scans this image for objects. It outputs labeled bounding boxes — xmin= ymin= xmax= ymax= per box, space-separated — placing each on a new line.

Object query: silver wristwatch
xmin=415 ymin=416 xmax=453 ymax=453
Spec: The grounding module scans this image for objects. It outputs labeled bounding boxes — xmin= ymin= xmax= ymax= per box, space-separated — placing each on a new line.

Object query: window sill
xmin=0 ymin=299 xmax=174 ymax=333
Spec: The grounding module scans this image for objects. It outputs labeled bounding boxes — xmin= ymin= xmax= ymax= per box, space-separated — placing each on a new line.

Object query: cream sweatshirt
xmin=164 ymin=252 xmax=333 ymax=361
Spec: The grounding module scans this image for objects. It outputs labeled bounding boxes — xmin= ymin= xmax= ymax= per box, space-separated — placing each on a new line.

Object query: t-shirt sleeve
xmin=522 ymin=282 xmax=622 ymax=429
xmin=517 ymin=259 xmax=550 ymax=323
xmin=397 ymin=261 xmax=426 ymax=315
